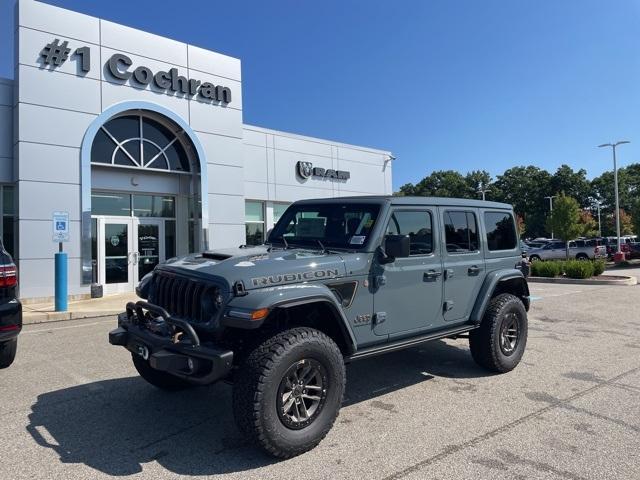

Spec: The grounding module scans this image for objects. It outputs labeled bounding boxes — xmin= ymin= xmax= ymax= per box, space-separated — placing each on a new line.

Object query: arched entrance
xmin=80 ymin=102 xmax=209 ymax=292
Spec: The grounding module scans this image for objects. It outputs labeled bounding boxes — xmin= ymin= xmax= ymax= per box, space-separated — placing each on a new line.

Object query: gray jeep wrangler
xmin=109 ymin=196 xmax=530 ymax=458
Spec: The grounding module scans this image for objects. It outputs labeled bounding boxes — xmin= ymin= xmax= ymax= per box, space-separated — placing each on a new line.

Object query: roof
xmin=295 ymin=195 xmax=513 ymax=210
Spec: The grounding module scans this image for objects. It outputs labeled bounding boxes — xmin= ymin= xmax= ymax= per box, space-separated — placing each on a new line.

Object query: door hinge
xmin=444 ymin=269 xmax=455 ymax=280
xmin=443 ymin=301 xmax=454 ymax=312
xmin=373 ymin=312 xmax=387 ymax=325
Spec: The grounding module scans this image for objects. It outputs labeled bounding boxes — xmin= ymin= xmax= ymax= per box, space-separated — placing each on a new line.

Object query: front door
xmin=99 ymin=217 xmax=135 ymax=294
xmin=440 ymin=209 xmax=486 ymax=322
xmin=373 ymin=208 xmax=445 ymax=338
xmin=137 ymin=219 xmax=165 ymax=281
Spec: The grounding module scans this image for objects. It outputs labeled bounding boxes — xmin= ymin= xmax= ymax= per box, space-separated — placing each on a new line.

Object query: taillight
xmin=0 ymin=264 xmax=17 ymax=287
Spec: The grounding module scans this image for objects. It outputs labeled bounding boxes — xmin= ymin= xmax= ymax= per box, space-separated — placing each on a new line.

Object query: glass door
xmin=136 ymin=219 xmax=165 ymax=281
xmin=99 ymin=217 xmax=135 ymax=294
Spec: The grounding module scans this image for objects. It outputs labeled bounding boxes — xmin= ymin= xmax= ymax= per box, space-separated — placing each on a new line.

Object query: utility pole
xmin=544 ymin=195 xmax=557 ymax=239
xmin=598 ymin=141 xmax=630 ymax=257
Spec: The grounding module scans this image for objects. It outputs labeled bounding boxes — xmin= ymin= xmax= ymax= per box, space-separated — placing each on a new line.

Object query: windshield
xmin=268 ymin=203 xmax=381 ymax=250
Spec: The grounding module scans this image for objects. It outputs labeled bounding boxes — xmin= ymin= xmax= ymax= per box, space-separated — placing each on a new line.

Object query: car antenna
xmin=316 ymin=239 xmax=327 ymax=253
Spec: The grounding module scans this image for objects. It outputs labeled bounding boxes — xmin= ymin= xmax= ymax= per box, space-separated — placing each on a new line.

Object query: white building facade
xmin=1 ymin=0 xmax=393 ymax=301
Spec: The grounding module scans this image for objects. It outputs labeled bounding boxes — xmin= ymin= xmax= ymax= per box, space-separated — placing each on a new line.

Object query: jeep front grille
xmin=151 ymin=272 xmax=220 ymax=323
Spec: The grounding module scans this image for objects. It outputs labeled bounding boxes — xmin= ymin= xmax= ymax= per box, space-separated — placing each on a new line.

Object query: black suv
xmin=0 ymin=240 xmax=21 ymax=369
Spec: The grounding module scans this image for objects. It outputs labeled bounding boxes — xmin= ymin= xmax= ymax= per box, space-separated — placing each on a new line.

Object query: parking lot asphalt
xmin=1 ymin=271 xmax=639 ymax=480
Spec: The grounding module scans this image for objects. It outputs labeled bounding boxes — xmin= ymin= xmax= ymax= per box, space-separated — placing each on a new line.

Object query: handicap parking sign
xmin=52 ymin=211 xmax=70 ymax=242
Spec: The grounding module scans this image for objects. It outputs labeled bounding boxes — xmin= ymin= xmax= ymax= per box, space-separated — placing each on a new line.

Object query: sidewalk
xmin=22 ymin=293 xmax=138 ymax=325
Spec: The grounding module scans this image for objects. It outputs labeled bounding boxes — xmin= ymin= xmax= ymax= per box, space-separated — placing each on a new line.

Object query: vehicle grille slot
xmin=152 ymin=272 xmax=217 ymax=324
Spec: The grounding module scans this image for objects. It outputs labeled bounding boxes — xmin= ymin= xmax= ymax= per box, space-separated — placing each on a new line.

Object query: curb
xmin=22 ymin=309 xmax=123 ymax=325
xmin=527 ymin=275 xmax=637 ymax=286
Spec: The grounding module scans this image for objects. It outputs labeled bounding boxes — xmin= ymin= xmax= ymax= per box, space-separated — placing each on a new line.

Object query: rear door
xmin=440 ymin=208 xmax=485 ymax=322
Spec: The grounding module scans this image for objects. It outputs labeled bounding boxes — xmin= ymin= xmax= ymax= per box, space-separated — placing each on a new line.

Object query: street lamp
xmin=593 ymin=198 xmax=602 ymax=237
xmin=544 ymin=195 xmax=557 ymax=239
xmin=477 ymin=182 xmax=490 ymax=201
xmin=598 ymin=140 xmax=630 ymax=256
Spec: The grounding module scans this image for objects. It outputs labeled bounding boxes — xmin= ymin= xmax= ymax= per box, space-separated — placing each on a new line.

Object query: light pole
xmin=593 ymin=198 xmax=602 ymax=237
xmin=544 ymin=195 xmax=557 ymax=239
xmin=598 ymin=141 xmax=630 ymax=255
xmin=477 ymin=182 xmax=490 ymax=201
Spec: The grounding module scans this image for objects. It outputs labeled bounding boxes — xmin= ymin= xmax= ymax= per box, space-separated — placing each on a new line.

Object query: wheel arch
xmin=265 ymin=297 xmax=357 ymax=355
xmin=470 ymin=269 xmax=530 ymax=324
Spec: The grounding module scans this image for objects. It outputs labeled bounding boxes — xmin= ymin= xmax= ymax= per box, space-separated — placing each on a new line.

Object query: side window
xmin=444 ymin=211 xmax=479 ymax=253
xmin=484 ymin=211 xmax=517 ymax=251
xmin=386 ymin=210 xmax=433 ymax=255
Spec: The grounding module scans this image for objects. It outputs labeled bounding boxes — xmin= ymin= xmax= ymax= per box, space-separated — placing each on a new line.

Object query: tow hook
xmin=137 ymin=344 xmax=150 ymax=360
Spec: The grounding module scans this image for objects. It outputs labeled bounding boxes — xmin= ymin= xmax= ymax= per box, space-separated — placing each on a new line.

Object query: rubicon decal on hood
xmin=251 ymin=269 xmax=341 ymax=287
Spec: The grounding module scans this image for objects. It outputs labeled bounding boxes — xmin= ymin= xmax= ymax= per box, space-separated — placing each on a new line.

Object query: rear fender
xmin=470 ymin=269 xmax=530 ymax=324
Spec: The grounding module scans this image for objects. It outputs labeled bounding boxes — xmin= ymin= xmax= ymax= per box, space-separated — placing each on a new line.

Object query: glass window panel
xmin=133 ymin=195 xmax=175 ymax=217
xmin=2 ymin=217 xmax=14 ymax=258
xmin=273 ymin=203 xmax=290 ymax=225
xmin=142 ymin=142 xmax=163 ymax=167
xmin=245 ymin=201 xmax=264 ymax=222
xmin=387 ymin=211 xmax=433 ymax=255
xmin=91 ymin=128 xmax=115 ymax=164
xmin=120 ymin=139 xmax=140 ymax=164
xmin=104 ymin=115 xmax=139 ymax=143
xmin=444 ymin=211 xmax=479 ymax=253
xmin=246 ymin=223 xmax=264 ymax=246
xmin=165 ymin=220 xmax=176 ymax=259
xmin=138 ymin=224 xmax=160 ymax=279
xmin=141 ymin=117 xmax=174 ymax=149
xmin=113 ymin=148 xmax=136 ymax=167
xmin=2 ymin=186 xmax=15 ymax=215
xmin=164 ymin=141 xmax=191 ymax=172
xmin=91 ymin=193 xmax=131 ymax=216
xmin=104 ymin=223 xmax=129 ymax=284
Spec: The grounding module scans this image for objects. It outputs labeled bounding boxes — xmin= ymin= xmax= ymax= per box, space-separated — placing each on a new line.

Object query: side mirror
xmin=380 ymin=235 xmax=410 ymax=263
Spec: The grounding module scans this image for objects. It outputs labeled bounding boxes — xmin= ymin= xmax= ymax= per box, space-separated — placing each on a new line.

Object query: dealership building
xmin=0 ymin=0 xmax=393 ymax=301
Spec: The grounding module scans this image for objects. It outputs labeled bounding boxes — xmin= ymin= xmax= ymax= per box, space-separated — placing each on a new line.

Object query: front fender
xmin=222 ymin=283 xmax=357 ymax=351
xmin=469 ymin=269 xmax=530 ymax=324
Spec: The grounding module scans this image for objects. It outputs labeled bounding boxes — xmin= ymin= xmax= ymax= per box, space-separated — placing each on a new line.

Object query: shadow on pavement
xmin=26 ymin=340 xmax=488 ymax=476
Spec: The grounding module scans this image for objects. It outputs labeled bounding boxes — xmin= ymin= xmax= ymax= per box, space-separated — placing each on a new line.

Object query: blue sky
xmin=1 ymin=0 xmax=639 ymax=190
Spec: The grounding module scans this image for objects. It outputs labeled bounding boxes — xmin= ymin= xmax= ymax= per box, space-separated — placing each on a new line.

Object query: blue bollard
xmin=55 ymin=251 xmax=68 ymax=312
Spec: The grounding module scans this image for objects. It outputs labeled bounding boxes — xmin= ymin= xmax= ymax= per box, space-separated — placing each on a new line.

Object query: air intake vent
xmin=152 ymin=272 xmax=221 ymax=323
xmin=202 ymin=252 xmax=232 ymax=261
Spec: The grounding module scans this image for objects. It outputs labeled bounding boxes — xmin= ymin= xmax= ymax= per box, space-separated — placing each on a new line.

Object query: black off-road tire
xmin=131 ymin=353 xmax=193 ymax=391
xmin=232 ymin=327 xmax=345 ymax=458
xmin=0 ymin=338 xmax=17 ymax=369
xmin=469 ymin=293 xmax=528 ymax=373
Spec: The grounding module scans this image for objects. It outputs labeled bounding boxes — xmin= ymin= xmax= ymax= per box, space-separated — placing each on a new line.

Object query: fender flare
xmin=469 ymin=269 xmax=530 ymax=324
xmin=271 ymin=295 xmax=357 ymax=355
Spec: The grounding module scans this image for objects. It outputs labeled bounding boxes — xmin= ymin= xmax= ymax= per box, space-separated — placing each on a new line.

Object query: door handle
xmin=468 ymin=265 xmax=481 ymax=276
xmin=424 ymin=270 xmax=442 ymax=281
xmin=130 ymin=252 xmax=139 ymax=265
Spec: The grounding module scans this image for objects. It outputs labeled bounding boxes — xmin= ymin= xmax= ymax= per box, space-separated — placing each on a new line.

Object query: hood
xmin=156 ymin=246 xmax=348 ymax=291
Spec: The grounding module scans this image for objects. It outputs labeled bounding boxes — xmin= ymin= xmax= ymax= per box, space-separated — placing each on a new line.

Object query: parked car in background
xmin=527 ymin=239 xmax=606 ymax=261
xmin=0 ymin=240 xmax=21 ymax=369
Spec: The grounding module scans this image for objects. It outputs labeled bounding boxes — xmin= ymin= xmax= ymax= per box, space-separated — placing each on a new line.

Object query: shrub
xmin=592 ymin=259 xmax=605 ymax=276
xmin=531 ymin=260 xmax=561 ymax=277
xmin=564 ymin=259 xmax=594 ymax=279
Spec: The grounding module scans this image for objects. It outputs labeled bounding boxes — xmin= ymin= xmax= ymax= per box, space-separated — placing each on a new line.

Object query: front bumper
xmin=109 ymin=301 xmax=233 ymax=385
xmin=0 ymin=299 xmax=22 ymax=343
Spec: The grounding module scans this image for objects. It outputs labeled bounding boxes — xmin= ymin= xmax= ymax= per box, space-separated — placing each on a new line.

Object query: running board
xmin=346 ymin=324 xmax=478 ymax=362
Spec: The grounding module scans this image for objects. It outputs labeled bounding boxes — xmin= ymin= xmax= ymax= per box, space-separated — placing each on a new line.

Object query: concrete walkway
xmin=22 ymin=293 xmax=137 ymax=324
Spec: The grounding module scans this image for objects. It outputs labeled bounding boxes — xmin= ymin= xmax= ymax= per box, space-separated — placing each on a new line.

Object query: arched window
xmin=91 ymin=114 xmax=194 ymax=172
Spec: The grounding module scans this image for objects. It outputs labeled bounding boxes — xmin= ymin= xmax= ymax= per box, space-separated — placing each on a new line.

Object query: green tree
xmin=578 ymin=210 xmax=598 ymax=237
xmin=398 ymin=170 xmax=471 ymax=198
xmin=464 ymin=170 xmax=493 ymax=199
xmin=546 ymin=193 xmax=582 ymax=259
xmin=631 ymin=200 xmax=640 ymax=236
xmin=551 ymin=165 xmax=592 ymax=208
xmin=493 ymin=166 xmax=553 ymax=238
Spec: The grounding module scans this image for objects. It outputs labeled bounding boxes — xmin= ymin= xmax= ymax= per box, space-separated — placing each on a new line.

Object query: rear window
xmin=484 ymin=211 xmax=517 ymax=251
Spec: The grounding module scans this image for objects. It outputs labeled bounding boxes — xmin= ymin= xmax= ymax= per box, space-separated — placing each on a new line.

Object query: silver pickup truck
xmin=528 ymin=239 xmax=606 ymax=261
